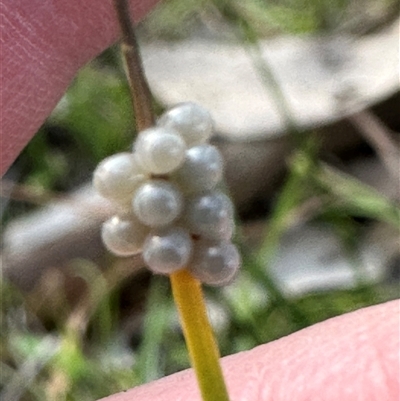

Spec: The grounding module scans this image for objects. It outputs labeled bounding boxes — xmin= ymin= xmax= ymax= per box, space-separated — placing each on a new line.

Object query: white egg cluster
xmin=93 ymin=102 xmax=240 ymax=286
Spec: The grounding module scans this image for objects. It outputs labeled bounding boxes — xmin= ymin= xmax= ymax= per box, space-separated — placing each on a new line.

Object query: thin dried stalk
xmin=348 ymin=110 xmax=400 ymax=183
xmin=113 ymin=0 xmax=154 ymax=131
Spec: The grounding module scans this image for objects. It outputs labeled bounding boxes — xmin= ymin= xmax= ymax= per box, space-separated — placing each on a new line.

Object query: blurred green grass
xmin=1 ymin=1 xmax=399 ymax=400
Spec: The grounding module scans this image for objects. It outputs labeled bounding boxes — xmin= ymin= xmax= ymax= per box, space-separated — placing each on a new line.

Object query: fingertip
xmin=100 ymin=300 xmax=400 ymax=401
xmin=1 ymin=0 xmax=160 ymax=175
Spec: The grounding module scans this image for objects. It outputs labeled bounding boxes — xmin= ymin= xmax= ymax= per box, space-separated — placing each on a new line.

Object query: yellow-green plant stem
xmin=170 ymin=269 xmax=230 ymax=401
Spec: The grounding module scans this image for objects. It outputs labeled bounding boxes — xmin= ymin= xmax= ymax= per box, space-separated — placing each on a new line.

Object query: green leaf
xmin=316 ymin=163 xmax=400 ymax=229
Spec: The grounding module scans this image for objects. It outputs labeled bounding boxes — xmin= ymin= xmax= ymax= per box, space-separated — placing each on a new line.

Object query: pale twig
xmin=348 ymin=110 xmax=400 ymax=184
xmin=0 ymin=179 xmax=63 ymax=205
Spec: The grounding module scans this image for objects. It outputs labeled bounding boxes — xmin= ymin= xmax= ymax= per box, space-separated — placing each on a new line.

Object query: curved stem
xmin=170 ymin=270 xmax=230 ymax=401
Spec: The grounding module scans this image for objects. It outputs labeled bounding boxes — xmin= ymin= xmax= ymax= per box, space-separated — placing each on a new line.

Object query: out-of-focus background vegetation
xmin=1 ymin=1 xmax=399 ymax=400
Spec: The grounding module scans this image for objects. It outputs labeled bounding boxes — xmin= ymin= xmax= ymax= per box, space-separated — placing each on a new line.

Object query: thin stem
xmin=113 ymin=0 xmax=155 ymax=131
xmin=211 ymin=0 xmax=300 ymax=140
xmin=348 ymin=110 xmax=400 ymax=184
xmin=170 ymin=270 xmax=230 ymax=401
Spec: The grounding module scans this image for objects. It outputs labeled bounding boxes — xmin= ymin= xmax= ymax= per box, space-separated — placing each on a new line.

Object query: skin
xmin=1 ymin=1 xmax=399 ymax=400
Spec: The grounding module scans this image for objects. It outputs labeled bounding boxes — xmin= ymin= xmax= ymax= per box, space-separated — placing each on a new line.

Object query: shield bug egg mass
xmin=93 ymin=103 xmax=240 ymax=286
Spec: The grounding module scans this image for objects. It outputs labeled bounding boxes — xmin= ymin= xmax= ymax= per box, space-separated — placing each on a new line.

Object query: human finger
xmin=100 ymin=300 xmax=400 ymax=401
xmin=1 ymin=0 xmax=160 ymax=175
